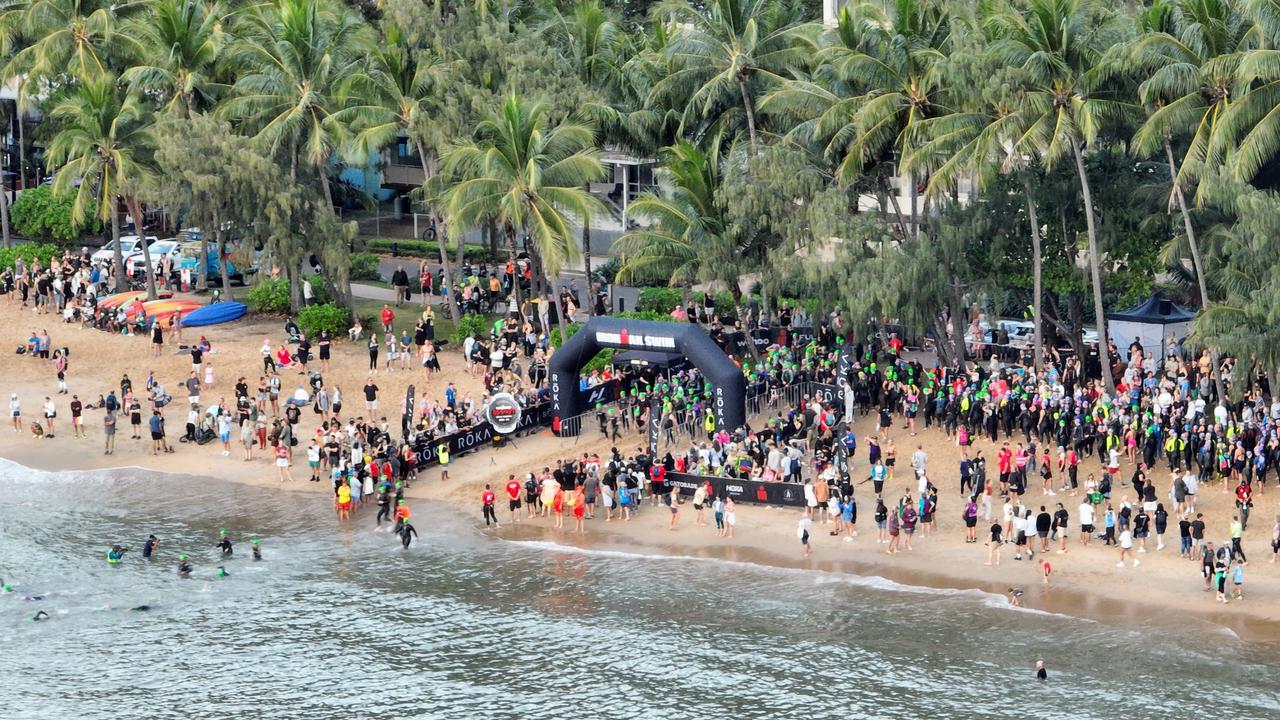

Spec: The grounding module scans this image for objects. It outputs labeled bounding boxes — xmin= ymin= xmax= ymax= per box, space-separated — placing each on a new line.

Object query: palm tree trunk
xmin=412 ymin=142 xmax=461 ymax=322
xmin=505 ymin=223 xmax=523 ymax=310
xmin=127 ymin=197 xmax=158 ymax=300
xmin=198 ymin=223 xmax=210 ymax=292
xmin=110 ymin=203 xmax=126 ymax=292
xmin=0 ymin=171 xmax=10 ymax=248
xmin=1023 ymin=176 xmax=1043 ymax=376
xmin=581 ymin=216 xmax=593 ymax=317
xmin=215 ymin=223 xmax=233 ymax=300
xmin=1070 ymin=139 xmax=1115 ymax=394
xmin=1163 ymin=138 xmax=1226 ymax=404
xmin=737 ymin=73 xmax=759 ymax=157
xmin=289 ymin=266 xmax=302 ymax=314
xmin=881 ymin=174 xmax=911 ymax=239
xmin=16 ymin=84 xmax=26 ymax=191
xmin=908 ymin=173 xmax=918 ymax=237
xmin=434 ymin=215 xmax=461 ymax=322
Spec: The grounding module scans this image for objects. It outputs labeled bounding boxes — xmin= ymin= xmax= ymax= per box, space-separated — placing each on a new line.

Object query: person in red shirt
xmin=380 ymin=304 xmax=395 ymax=333
xmin=481 ymin=484 xmax=499 ymax=528
xmin=505 ymin=474 xmax=522 ymax=523
xmin=997 ymin=444 xmax=1013 ymax=495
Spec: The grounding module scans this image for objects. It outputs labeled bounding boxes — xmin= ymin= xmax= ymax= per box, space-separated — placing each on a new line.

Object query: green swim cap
xmin=251 ymin=538 xmax=259 ymax=546
xmin=219 ymin=529 xmax=227 ymax=536
xmin=179 ymin=554 xmax=188 ymax=560
xmin=397 ymin=499 xmax=405 ymax=504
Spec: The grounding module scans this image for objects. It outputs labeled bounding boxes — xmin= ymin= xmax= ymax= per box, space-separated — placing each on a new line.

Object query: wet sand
xmin=3 ymin=298 xmax=1280 ymax=641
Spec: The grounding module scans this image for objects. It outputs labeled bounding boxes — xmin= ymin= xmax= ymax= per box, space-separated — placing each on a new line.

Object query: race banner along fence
xmin=410 ymin=401 xmax=554 ymax=469
xmin=666 ymin=471 xmax=808 ymax=507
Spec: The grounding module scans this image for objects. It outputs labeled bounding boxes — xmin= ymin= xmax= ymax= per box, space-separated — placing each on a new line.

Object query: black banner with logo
xmin=647 ymin=409 xmax=660 ymax=457
xmin=666 ymin=471 xmax=808 ymax=507
xmin=411 ymin=401 xmax=554 ymax=468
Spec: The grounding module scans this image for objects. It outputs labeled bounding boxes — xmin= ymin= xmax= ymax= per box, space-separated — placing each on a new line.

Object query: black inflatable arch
xmin=551 ymin=317 xmax=746 ymax=433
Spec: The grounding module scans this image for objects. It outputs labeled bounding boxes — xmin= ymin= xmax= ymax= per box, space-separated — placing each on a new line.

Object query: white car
xmin=91 ymin=235 xmax=157 ymax=264
xmin=125 ymin=239 xmax=181 ymax=277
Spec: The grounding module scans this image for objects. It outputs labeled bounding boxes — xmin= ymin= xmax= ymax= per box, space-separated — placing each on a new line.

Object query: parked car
xmin=125 ymin=239 xmax=182 ymax=279
xmin=91 ymin=235 xmax=156 ymax=264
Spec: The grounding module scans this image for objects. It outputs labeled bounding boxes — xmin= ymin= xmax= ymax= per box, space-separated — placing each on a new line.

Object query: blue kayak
xmin=179 ymin=302 xmax=247 ymax=327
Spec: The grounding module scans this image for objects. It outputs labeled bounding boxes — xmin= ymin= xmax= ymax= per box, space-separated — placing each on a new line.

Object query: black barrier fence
xmin=411 ymin=401 xmax=554 ymax=468
xmin=666 ymin=471 xmax=808 ymax=507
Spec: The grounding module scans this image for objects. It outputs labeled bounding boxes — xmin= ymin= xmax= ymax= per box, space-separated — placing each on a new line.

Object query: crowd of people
xmin=6 ymin=242 xmax=1277 ymax=610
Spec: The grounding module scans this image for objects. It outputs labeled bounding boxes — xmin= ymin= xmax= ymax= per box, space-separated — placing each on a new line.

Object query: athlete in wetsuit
xmin=216 ymin=566 xmax=229 ymax=578
xmin=250 ymin=538 xmax=262 ymax=560
xmin=215 ymin=530 xmax=233 ymax=556
xmin=398 ymin=522 xmax=418 ymax=548
xmin=32 ymin=610 xmax=49 ymax=622
xmin=178 ymin=554 xmax=192 ymax=577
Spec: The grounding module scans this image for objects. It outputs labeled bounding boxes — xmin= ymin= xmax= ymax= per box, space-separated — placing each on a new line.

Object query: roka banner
xmin=412 ymin=402 xmax=554 ymax=468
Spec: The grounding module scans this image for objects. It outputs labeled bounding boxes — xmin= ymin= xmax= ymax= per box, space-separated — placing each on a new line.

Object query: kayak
xmin=179 ymin=302 xmax=247 ymax=327
xmin=131 ymin=299 xmax=201 ymax=321
xmin=98 ymin=291 xmax=145 ymax=310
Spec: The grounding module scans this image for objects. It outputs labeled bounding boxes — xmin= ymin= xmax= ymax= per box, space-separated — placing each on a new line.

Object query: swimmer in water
xmin=250 ymin=538 xmax=262 ymax=561
xmin=1008 ymin=587 xmax=1024 ymax=607
xmin=142 ymin=534 xmax=158 ymax=559
xmin=129 ymin=605 xmax=152 ymax=612
xmin=32 ymin=610 xmax=49 ymax=622
xmin=398 ymin=521 xmax=418 ymax=549
xmin=1035 ymin=660 xmax=1048 ymax=681
xmin=178 ymin=554 xmax=192 ymax=577
xmin=216 ymin=566 xmax=229 ymax=578
xmin=106 ymin=545 xmax=129 ymax=564
xmin=215 ymin=529 xmax=233 ymax=556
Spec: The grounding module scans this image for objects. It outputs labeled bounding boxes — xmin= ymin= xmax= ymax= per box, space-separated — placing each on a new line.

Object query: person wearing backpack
xmin=963 ymin=497 xmax=979 ymax=543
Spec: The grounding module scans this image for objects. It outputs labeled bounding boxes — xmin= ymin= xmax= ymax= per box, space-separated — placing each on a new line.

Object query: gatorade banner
xmin=666 ymin=471 xmax=807 ymax=507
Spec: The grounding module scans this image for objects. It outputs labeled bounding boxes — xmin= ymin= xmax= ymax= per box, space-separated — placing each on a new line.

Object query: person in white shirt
xmin=1078 ymin=501 xmax=1095 ymax=546
xmin=1118 ymin=528 xmax=1138 ymax=568
xmin=10 ymin=393 xmax=20 ymax=432
xmin=42 ymin=396 xmax=56 ymax=437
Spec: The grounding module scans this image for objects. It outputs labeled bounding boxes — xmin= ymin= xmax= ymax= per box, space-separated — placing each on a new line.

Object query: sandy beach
xmin=4 ymin=297 xmax=1280 ymax=641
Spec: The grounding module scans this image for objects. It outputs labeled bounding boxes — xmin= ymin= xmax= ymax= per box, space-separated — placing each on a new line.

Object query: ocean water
xmin=2 ymin=460 xmax=1279 ymax=720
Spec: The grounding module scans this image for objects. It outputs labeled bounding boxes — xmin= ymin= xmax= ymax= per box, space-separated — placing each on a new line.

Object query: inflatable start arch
xmin=550 ymin=317 xmax=746 ymax=434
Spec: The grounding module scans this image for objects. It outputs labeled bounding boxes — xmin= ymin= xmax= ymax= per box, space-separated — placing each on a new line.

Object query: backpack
xmin=965 ymin=503 xmax=977 ymax=520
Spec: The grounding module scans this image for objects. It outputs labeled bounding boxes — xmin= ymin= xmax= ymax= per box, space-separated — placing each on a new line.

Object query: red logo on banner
xmin=620 ymin=328 xmax=629 ymax=346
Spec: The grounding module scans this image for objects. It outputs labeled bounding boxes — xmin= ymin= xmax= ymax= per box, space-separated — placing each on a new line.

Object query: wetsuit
xmin=178 ymin=561 xmax=192 ymax=577
xmin=217 ymin=538 xmax=233 ymax=556
xmin=142 ymin=537 xmax=157 ymax=558
xmin=399 ymin=522 xmax=418 ymax=548
xmin=252 ymin=546 xmax=262 ymax=561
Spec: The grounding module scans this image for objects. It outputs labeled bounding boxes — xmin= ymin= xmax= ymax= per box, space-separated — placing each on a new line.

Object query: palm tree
xmin=543 ymin=0 xmax=628 ymax=315
xmin=1126 ymin=0 xmax=1250 ymax=403
xmin=219 ymin=0 xmax=368 ymax=204
xmin=45 ymin=76 xmax=158 ymax=297
xmin=121 ymin=0 xmax=228 ymax=116
xmin=441 ymin=93 xmax=606 ymax=343
xmin=1214 ymin=0 xmax=1280 ymax=183
xmin=904 ymin=75 xmax=1049 ymax=371
xmin=763 ymin=1 xmax=953 ymax=236
xmin=7 ymin=0 xmax=141 ymax=82
xmin=650 ymin=0 xmax=806 ymax=156
xmin=334 ymin=24 xmax=457 ymax=318
xmin=987 ymin=0 xmax=1133 ymax=393
xmin=613 ymin=141 xmax=726 ymax=307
